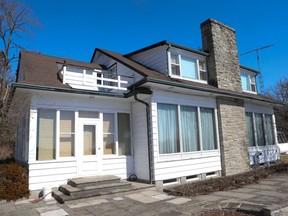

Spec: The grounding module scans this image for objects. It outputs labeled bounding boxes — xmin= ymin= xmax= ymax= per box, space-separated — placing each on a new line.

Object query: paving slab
xmin=212 ymin=191 xmax=257 ymax=199
xmin=40 ymin=208 xmax=69 ymax=216
xmin=254 ymin=190 xmax=288 ymax=199
xmin=66 ymin=201 xmax=90 ymax=208
xmin=245 ymin=184 xmax=278 ymax=190
xmin=87 ymin=198 xmax=109 ymax=205
xmin=153 ymin=193 xmax=175 ymax=200
xmin=167 ymin=197 xmax=191 ymax=205
xmin=125 ymin=193 xmax=159 ymax=203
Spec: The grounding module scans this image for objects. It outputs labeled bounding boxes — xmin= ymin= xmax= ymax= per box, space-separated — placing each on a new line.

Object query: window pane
xmin=37 ymin=109 xmax=56 ymax=160
xmin=157 ymin=104 xmax=180 ymax=154
xmin=200 ymin=71 xmax=207 ymax=81
xmin=171 ymin=64 xmax=180 ymax=75
xmin=180 ymin=106 xmax=199 ymax=152
xmin=84 ymin=125 xmax=96 ymax=155
xmin=245 ymin=112 xmax=255 ymax=146
xmin=181 ymin=57 xmax=198 ymax=79
xmin=255 ymin=113 xmax=265 ymax=146
xmin=170 ymin=54 xmax=179 ymax=64
xmin=199 ymin=61 xmax=206 ymax=70
xmin=103 ymin=113 xmax=115 ymax=155
xmin=118 ymin=113 xmax=131 ymax=156
xmin=60 ymin=111 xmax=75 ymax=157
xmin=241 ymin=74 xmax=249 ymax=90
xmin=200 ymin=108 xmax=217 ymax=150
xmin=265 ymin=114 xmax=275 ymax=145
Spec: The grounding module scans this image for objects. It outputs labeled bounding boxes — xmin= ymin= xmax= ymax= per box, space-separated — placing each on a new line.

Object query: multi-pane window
xmin=157 ymin=103 xmax=217 ymax=154
xmin=169 ymin=53 xmax=207 ymax=82
xmin=245 ymin=112 xmax=275 ymax=147
xmin=241 ymin=73 xmax=257 ymax=93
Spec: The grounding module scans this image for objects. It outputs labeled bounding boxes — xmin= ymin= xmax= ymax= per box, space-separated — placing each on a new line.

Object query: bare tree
xmin=266 ymin=78 xmax=288 ymax=138
xmin=0 ymin=0 xmax=36 ymax=115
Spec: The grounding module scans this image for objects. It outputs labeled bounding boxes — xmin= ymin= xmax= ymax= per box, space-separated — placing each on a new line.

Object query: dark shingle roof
xmin=17 ymin=50 xmax=104 ymax=88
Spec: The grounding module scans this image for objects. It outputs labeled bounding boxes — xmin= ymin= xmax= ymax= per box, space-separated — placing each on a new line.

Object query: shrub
xmin=0 ymin=162 xmax=29 ymax=201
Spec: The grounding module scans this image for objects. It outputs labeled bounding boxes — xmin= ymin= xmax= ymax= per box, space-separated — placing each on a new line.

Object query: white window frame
xmin=168 ymin=52 xmax=208 ymax=84
xmin=157 ymin=103 xmax=219 ymax=157
xmin=241 ymin=72 xmax=257 ymax=94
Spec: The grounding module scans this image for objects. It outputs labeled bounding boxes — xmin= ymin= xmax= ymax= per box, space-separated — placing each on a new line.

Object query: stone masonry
xmin=201 ymin=19 xmax=250 ymax=175
xmin=216 ymin=97 xmax=250 ymax=175
xmin=201 ymin=18 xmax=242 ymax=92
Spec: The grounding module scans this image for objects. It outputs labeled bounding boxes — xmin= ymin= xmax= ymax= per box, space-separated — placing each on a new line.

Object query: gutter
xmin=131 ymin=77 xmax=279 ymax=105
xmin=132 ymin=86 xmax=153 ymax=184
xmin=12 ymin=83 xmax=125 ymax=98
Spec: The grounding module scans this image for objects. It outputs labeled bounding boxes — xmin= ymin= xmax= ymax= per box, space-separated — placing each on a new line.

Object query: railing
xmin=62 ymin=66 xmax=128 ymax=91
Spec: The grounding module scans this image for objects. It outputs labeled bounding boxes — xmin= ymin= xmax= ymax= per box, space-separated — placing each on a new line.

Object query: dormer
xmin=240 ymin=66 xmax=258 ymax=94
xmin=167 ymin=47 xmax=208 ymax=83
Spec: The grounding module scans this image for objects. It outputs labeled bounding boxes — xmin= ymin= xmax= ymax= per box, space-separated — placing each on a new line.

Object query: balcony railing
xmin=62 ymin=66 xmax=128 ymax=91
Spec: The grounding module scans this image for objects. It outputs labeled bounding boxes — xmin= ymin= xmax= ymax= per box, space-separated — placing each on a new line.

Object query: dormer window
xmin=241 ymin=73 xmax=257 ymax=93
xmin=169 ymin=53 xmax=207 ymax=82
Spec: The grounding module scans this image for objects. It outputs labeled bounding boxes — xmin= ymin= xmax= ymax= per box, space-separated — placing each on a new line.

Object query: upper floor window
xmin=241 ymin=73 xmax=257 ymax=93
xmin=169 ymin=53 xmax=207 ymax=82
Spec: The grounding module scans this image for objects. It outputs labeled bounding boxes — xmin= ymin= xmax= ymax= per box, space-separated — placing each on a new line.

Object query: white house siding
xmin=129 ymin=46 xmax=168 ymax=75
xmin=150 ymin=90 xmax=221 ymax=182
xmin=131 ymin=101 xmax=149 ymax=181
xmin=27 ymin=91 xmax=134 ymax=190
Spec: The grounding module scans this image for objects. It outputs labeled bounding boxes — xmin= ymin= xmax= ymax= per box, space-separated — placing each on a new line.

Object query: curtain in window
xmin=84 ymin=125 xmax=96 ymax=155
xmin=265 ymin=114 xmax=275 ymax=145
xmin=180 ymin=106 xmax=199 ymax=152
xmin=241 ymin=74 xmax=249 ymax=90
xmin=255 ymin=113 xmax=265 ymax=146
xmin=37 ymin=109 xmax=56 ymax=160
xmin=245 ymin=112 xmax=255 ymax=146
xmin=60 ymin=111 xmax=75 ymax=157
xmin=117 ymin=113 xmax=131 ymax=156
xmin=157 ymin=104 xmax=179 ymax=154
xmin=200 ymin=108 xmax=216 ymax=150
xmin=181 ymin=57 xmax=198 ymax=79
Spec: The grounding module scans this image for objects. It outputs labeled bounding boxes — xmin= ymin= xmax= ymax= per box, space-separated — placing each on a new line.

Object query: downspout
xmin=166 ymin=44 xmax=171 ymax=74
xmin=133 ymin=86 xmax=153 ymax=184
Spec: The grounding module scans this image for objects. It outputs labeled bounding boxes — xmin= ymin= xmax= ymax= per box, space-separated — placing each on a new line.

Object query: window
xmin=103 ymin=113 xmax=115 ymax=154
xmin=37 ymin=109 xmax=56 ymax=160
xmin=169 ymin=53 xmax=207 ymax=82
xmin=60 ymin=111 xmax=75 ymax=157
xmin=117 ymin=113 xmax=131 ymax=155
xmin=245 ymin=112 xmax=275 ymax=147
xmin=84 ymin=125 xmax=96 ymax=155
xmin=157 ymin=103 xmax=217 ymax=154
xmin=241 ymin=73 xmax=257 ymax=93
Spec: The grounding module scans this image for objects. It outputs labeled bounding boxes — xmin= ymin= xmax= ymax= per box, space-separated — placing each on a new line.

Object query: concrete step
xmin=68 ymin=175 xmax=120 ymax=187
xmin=59 ymin=181 xmax=132 ymax=196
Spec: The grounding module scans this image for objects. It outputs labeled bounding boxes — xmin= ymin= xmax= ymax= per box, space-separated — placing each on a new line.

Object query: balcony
xmin=61 ymin=65 xmax=128 ymax=91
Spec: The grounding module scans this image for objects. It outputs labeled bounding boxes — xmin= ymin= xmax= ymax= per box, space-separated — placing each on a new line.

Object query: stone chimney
xmin=201 ymin=19 xmax=250 ymax=176
xmin=201 ymin=18 xmax=242 ymax=93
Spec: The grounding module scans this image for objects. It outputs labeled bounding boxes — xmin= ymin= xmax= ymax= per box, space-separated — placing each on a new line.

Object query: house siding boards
xmin=128 ymin=45 xmax=168 ymax=75
xmin=132 ymin=101 xmax=149 ymax=181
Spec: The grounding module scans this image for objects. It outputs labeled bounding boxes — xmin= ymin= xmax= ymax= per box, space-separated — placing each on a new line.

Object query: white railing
xmin=62 ymin=66 xmax=128 ymax=91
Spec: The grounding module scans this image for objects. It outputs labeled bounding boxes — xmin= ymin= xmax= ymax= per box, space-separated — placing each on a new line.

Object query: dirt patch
xmin=199 ymin=210 xmax=252 ymax=216
xmin=165 ymin=163 xmax=288 ymax=197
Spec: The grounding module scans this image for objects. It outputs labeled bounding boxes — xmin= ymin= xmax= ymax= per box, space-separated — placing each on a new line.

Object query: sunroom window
xmin=245 ymin=112 xmax=275 ymax=147
xmin=169 ymin=53 xmax=207 ymax=82
xmin=157 ymin=103 xmax=217 ymax=155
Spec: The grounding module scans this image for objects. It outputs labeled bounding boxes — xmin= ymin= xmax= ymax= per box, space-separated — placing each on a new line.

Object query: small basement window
xmin=206 ymin=172 xmax=218 ymax=177
xmin=186 ymin=175 xmax=199 ymax=181
xmin=163 ymin=178 xmax=179 ymax=185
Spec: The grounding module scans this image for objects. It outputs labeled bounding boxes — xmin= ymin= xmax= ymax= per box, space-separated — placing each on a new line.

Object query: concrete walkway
xmin=1 ymin=173 xmax=288 ymax=216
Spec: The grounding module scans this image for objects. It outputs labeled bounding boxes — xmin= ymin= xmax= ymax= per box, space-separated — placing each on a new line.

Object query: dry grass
xmin=280 ymin=154 xmax=288 ymax=163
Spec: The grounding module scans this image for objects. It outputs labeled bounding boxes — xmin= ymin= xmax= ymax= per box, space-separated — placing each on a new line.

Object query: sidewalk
xmin=1 ymin=173 xmax=288 ymax=216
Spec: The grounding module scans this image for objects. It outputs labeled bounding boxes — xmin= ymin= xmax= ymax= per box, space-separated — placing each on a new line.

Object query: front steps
xmin=52 ymin=175 xmax=152 ymax=203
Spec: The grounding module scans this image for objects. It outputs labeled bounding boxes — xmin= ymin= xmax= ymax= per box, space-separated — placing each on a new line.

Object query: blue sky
xmin=19 ymin=0 xmax=287 ymax=89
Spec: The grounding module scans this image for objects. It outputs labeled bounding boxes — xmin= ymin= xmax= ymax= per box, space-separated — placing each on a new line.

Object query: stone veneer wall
xmin=201 ymin=19 xmax=242 ymax=93
xmin=201 ymin=19 xmax=250 ymax=175
xmin=216 ymin=97 xmax=250 ymax=175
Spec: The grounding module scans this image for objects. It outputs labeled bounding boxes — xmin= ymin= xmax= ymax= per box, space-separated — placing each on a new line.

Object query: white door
xmin=78 ymin=119 xmax=102 ymax=176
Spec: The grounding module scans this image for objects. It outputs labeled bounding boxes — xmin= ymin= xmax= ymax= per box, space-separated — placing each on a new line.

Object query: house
xmin=13 ymin=18 xmax=280 ymax=191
